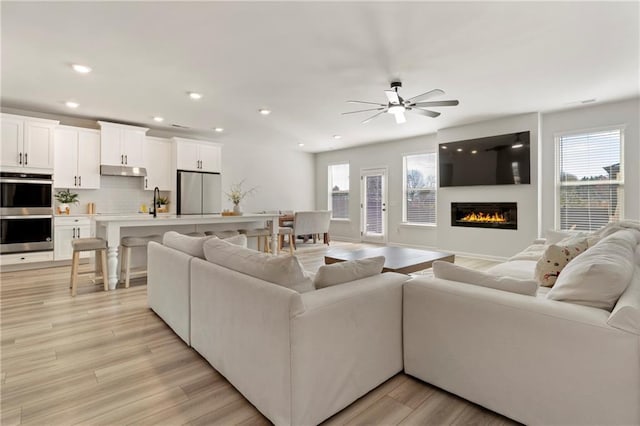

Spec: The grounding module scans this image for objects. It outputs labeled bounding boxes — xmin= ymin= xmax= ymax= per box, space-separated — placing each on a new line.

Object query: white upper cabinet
xmin=98 ymin=121 xmax=148 ymax=167
xmin=1 ymin=113 xmax=58 ymax=172
xmin=143 ymin=137 xmax=172 ymax=191
xmin=54 ymin=126 xmax=101 ymax=189
xmin=173 ymin=137 xmax=222 ymax=173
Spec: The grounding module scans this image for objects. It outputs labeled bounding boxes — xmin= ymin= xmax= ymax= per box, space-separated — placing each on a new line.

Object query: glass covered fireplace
xmin=451 ymin=202 xmax=518 ymax=230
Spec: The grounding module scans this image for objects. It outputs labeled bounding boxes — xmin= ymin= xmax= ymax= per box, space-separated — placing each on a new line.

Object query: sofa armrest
xmin=403 ymin=276 xmax=640 ymax=425
xmin=147 ymin=241 xmax=193 ymax=344
xmin=289 ymin=272 xmax=408 ymax=425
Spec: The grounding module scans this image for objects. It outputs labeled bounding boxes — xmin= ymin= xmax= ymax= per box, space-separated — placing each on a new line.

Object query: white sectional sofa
xmin=147 ymin=232 xmax=409 ymax=426
xmin=403 ymin=226 xmax=640 ymax=425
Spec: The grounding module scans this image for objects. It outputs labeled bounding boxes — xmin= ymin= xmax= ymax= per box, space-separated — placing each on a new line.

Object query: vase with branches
xmin=225 ymin=180 xmax=257 ymax=215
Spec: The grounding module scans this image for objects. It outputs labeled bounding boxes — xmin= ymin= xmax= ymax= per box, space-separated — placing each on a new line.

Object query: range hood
xmin=100 ymin=165 xmax=147 ymax=177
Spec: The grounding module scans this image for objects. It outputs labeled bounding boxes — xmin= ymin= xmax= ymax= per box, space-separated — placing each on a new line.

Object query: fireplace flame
xmin=461 ymin=212 xmax=507 ymax=223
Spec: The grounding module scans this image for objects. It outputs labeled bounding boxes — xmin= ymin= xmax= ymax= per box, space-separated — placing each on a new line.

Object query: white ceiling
xmin=2 ymin=1 xmax=638 ymax=153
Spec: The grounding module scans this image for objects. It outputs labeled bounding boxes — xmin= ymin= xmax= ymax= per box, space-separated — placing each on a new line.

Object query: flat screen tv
xmin=439 ymin=131 xmax=531 ymax=187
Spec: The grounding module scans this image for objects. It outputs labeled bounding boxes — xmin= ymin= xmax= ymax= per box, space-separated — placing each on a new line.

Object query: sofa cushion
xmin=203 ymin=237 xmax=313 ymax=293
xmin=163 ymin=231 xmax=211 ymax=258
xmin=534 ymin=235 xmax=589 ymax=287
xmin=313 ymin=256 xmax=385 ymax=289
xmin=487 ymin=260 xmax=537 ymax=280
xmin=607 ymin=265 xmax=640 ymax=334
xmin=546 ymin=229 xmax=638 ymax=311
xmin=433 ymin=261 xmax=538 ymax=296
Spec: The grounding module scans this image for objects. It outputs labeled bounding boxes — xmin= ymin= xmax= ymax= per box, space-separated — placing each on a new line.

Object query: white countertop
xmin=93 ymin=213 xmax=277 ymax=226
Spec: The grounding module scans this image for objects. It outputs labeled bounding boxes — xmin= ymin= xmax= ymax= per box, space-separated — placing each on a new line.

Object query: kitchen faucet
xmin=153 ymin=187 xmax=160 ymax=218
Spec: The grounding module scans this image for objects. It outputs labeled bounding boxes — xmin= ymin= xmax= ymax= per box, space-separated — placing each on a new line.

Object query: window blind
xmin=403 ymin=153 xmax=437 ymax=224
xmin=558 ymin=129 xmax=623 ymax=231
xmin=329 ymin=164 xmax=349 ymax=219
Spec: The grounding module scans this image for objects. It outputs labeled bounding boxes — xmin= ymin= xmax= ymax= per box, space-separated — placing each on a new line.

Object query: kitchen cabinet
xmin=1 ymin=113 xmax=58 ymax=172
xmin=54 ymin=126 xmax=101 ymax=189
xmin=143 ymin=137 xmax=172 ymax=191
xmin=98 ymin=121 xmax=148 ymax=167
xmin=173 ymin=137 xmax=222 ymax=173
xmin=54 ymin=216 xmax=91 ymax=260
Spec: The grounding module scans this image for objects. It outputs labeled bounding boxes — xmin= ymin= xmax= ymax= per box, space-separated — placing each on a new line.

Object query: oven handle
xmin=2 ymin=215 xmax=53 ymax=219
xmin=0 ymin=178 xmax=53 ymax=184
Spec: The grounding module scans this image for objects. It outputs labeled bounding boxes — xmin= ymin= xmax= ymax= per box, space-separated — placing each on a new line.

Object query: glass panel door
xmin=361 ymin=168 xmax=387 ymax=243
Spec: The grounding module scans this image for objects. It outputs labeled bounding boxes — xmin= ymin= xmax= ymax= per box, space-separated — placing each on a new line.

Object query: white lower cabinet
xmin=54 ymin=217 xmax=91 ymax=261
xmin=0 ymin=251 xmax=54 ymax=266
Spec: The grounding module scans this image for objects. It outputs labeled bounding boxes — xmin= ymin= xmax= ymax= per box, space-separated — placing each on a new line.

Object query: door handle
xmin=18 ymin=152 xmax=22 ymax=164
xmin=74 ymin=176 xmax=77 ymax=186
xmin=382 ymin=209 xmax=386 ymax=212
xmin=78 ymin=176 xmax=82 ymax=187
xmin=24 ymin=153 xmax=28 ymax=165
xmin=73 ymin=228 xmax=76 ymax=238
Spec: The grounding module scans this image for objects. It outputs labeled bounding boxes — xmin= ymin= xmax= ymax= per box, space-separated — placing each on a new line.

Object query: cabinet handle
xmin=24 ymin=153 xmax=28 ymax=165
xmin=78 ymin=176 xmax=82 ymax=187
xmin=121 ymin=154 xmax=124 ymax=164
xmin=145 ymin=178 xmax=148 ymax=188
xmin=77 ymin=227 xmax=80 ymax=238
xmin=18 ymin=152 xmax=22 ymax=165
xmin=125 ymin=155 xmax=128 ymax=165
xmin=73 ymin=228 xmax=76 ymax=238
xmin=74 ymin=176 xmax=77 ymax=186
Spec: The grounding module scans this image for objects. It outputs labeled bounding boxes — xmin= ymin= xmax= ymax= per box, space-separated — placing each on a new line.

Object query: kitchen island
xmin=93 ymin=213 xmax=280 ymax=290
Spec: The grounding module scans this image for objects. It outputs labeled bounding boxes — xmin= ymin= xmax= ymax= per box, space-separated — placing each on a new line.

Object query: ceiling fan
xmin=343 ymin=81 xmax=459 ymax=124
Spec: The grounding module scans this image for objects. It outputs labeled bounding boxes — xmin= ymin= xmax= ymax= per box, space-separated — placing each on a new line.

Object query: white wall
xmin=540 ymin=98 xmax=640 ymax=231
xmin=436 ymin=113 xmax=540 ymax=258
xmin=315 ymin=134 xmax=439 ymax=247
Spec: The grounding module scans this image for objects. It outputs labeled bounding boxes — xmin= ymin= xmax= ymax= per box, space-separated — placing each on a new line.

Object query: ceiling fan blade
xmin=394 ymin=111 xmax=407 ymax=124
xmin=405 ymin=89 xmax=445 ymax=103
xmin=362 ymin=110 xmax=386 ymax=124
xmin=408 ymin=108 xmax=441 ymax=118
xmin=384 ymin=90 xmax=400 ymax=104
xmin=411 ymin=100 xmax=459 ymax=107
xmin=347 ymin=100 xmax=386 ymax=106
xmin=341 ymin=107 xmax=385 ymax=115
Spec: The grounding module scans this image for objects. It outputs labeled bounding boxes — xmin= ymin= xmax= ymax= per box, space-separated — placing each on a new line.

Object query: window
xmin=403 ymin=153 xmax=437 ymax=224
xmin=328 ymin=163 xmax=349 ymax=219
xmin=556 ymin=128 xmax=624 ymax=231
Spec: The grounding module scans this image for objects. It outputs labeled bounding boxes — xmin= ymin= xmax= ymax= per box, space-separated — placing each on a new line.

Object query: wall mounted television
xmin=439 ymin=131 xmax=531 ymax=187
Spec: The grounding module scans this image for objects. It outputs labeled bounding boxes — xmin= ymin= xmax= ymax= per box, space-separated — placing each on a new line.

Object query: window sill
xmin=399 ymin=222 xmax=437 ymax=228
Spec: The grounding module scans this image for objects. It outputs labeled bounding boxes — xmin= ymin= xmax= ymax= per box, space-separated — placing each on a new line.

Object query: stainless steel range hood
xmin=100 ymin=165 xmax=147 ymax=177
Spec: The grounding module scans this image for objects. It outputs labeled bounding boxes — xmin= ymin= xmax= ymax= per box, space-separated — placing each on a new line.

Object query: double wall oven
xmin=0 ymin=172 xmax=54 ymax=254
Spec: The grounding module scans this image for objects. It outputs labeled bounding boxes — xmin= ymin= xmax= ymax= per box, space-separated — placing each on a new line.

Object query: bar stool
xmin=239 ymin=228 xmax=272 ymax=253
xmin=278 ymin=227 xmax=295 ymax=255
xmin=120 ymin=235 xmax=162 ymax=288
xmin=70 ymin=237 xmax=108 ymax=297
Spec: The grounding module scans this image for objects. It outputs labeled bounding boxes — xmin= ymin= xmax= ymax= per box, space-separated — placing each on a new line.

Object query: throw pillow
xmin=534 ymin=235 xmax=589 ymax=287
xmin=313 ymin=256 xmax=385 ymax=289
xmin=433 ymin=261 xmax=538 ymax=296
xmin=162 ymin=231 xmax=212 ymax=258
xmin=203 ymin=237 xmax=313 ymax=293
xmin=546 ymin=229 xmax=638 ymax=311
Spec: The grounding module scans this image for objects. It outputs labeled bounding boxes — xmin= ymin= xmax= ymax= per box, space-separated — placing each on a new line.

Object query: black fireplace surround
xmin=451 ymin=202 xmax=518 ymax=230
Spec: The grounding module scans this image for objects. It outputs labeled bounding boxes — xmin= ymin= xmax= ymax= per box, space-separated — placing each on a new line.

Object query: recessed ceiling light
xmin=298 ymin=143 xmax=305 ymax=147
xmin=153 ymin=116 xmax=164 ymax=122
xmin=258 ymin=109 xmax=271 ymax=115
xmin=333 ymin=135 xmax=342 ymax=139
xmin=471 ymin=150 xmax=478 ymax=154
xmin=214 ymin=127 xmax=224 ymax=132
xmin=188 ymin=92 xmax=203 ymax=100
xmin=456 ymin=148 xmax=463 ymax=152
xmin=71 ymin=64 xmax=92 ymax=74
xmin=65 ymin=101 xmax=79 ymax=108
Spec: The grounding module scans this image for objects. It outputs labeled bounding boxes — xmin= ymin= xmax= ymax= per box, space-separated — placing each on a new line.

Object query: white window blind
xmin=557 ymin=128 xmax=623 ymax=231
xmin=403 ymin=153 xmax=437 ymax=224
xmin=328 ymin=163 xmax=349 ymax=219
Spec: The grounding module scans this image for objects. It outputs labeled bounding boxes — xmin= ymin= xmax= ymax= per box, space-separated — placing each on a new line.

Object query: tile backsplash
xmin=55 ymin=176 xmax=170 ymax=215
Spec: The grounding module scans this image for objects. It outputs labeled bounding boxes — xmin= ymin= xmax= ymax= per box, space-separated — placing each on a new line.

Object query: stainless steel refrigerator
xmin=177 ymin=171 xmax=222 ymax=214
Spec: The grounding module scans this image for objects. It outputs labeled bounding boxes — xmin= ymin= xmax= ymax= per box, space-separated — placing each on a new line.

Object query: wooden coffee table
xmin=324 ymin=246 xmax=455 ymax=275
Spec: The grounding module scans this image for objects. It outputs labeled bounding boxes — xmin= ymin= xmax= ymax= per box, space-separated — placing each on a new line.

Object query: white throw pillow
xmin=162 ymin=231 xmax=211 ymax=258
xmin=203 ymin=237 xmax=313 ymax=293
xmin=534 ymin=235 xmax=589 ymax=287
xmin=433 ymin=261 xmax=538 ymax=296
xmin=546 ymin=229 xmax=638 ymax=311
xmin=313 ymin=256 xmax=385 ymax=289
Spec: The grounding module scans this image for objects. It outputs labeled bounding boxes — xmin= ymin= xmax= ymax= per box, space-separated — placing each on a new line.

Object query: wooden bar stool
xmin=70 ymin=237 xmax=108 ymax=297
xmin=278 ymin=227 xmax=295 ymax=255
xmin=120 ymin=235 xmax=162 ymax=288
xmin=239 ymin=228 xmax=271 ymax=253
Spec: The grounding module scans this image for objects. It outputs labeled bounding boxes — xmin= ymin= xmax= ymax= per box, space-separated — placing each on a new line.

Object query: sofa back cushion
xmin=607 ymin=264 xmax=640 ymax=334
xmin=314 ymin=256 xmax=385 ymax=289
xmin=546 ymin=229 xmax=638 ymax=311
xmin=203 ymin=237 xmax=313 ymax=293
xmin=433 ymin=261 xmax=538 ymax=296
xmin=534 ymin=235 xmax=589 ymax=287
xmin=163 ymin=231 xmax=247 ymax=258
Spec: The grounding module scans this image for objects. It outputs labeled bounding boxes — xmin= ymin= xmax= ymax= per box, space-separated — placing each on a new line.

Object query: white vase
xmin=233 ymin=204 xmax=242 ymax=215
xmin=59 ymin=203 xmax=70 ymax=215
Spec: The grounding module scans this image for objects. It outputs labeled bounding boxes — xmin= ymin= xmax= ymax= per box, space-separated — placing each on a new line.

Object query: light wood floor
xmin=1 ymin=241 xmax=518 ymax=426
